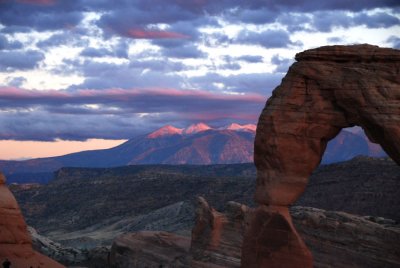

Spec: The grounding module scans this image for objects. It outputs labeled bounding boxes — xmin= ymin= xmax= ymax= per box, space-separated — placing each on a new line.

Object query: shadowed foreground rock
xmin=110 ymin=231 xmax=190 ymax=267
xmin=246 ymin=44 xmax=400 ymax=267
xmin=109 ymin=198 xmax=400 ymax=268
xmin=292 ymin=206 xmax=400 ymax=268
xmin=0 ymin=172 xmax=64 ymax=268
xmin=190 ymin=197 xmax=249 ymax=267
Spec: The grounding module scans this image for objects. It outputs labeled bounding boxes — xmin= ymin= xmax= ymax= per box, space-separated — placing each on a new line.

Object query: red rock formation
xmin=244 ymin=44 xmax=400 ymax=267
xmin=0 ymin=172 xmax=64 ymax=267
xmin=191 ymin=197 xmax=249 ymax=267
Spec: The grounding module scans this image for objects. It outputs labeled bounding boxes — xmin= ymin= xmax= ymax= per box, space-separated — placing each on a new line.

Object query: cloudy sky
xmin=0 ymin=0 xmax=399 ymax=159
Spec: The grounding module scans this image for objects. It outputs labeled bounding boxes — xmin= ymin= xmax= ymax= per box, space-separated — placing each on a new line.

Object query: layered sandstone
xmin=108 ymin=198 xmax=400 ymax=268
xmin=291 ymin=206 xmax=400 ymax=268
xmin=190 ymin=197 xmax=249 ymax=267
xmin=246 ymin=44 xmax=400 ymax=267
xmin=0 ymin=172 xmax=64 ymax=267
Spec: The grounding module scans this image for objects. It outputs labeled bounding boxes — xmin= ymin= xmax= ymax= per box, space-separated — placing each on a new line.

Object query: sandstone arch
xmin=242 ymin=45 xmax=400 ymax=267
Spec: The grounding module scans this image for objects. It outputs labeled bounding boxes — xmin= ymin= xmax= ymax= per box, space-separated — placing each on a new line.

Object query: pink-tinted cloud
xmin=0 ymin=86 xmax=265 ymax=104
xmin=125 ymin=29 xmax=190 ymax=39
xmin=0 ymin=86 xmax=266 ymax=141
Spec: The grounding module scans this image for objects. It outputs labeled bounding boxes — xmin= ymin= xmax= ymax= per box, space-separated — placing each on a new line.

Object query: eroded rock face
xmin=190 ymin=197 xmax=249 ymax=268
xmin=291 ymin=206 xmax=400 ymax=268
xmin=246 ymin=44 xmax=400 ymax=267
xmin=108 ymin=198 xmax=400 ymax=268
xmin=0 ymin=172 xmax=64 ymax=268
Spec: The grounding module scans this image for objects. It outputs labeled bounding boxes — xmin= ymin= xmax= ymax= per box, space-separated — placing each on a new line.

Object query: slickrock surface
xmin=248 ymin=44 xmax=400 ymax=267
xmin=110 ymin=231 xmax=190 ymax=267
xmin=291 ymin=206 xmax=400 ymax=268
xmin=0 ymin=172 xmax=64 ymax=268
xmin=29 ymin=226 xmax=87 ymax=266
xmin=108 ymin=199 xmax=400 ymax=268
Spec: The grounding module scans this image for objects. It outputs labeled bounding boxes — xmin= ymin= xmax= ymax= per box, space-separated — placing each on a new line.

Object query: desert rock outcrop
xmin=110 ymin=231 xmax=190 ymax=267
xmin=246 ymin=44 xmax=400 ymax=266
xmin=190 ymin=197 xmax=249 ymax=267
xmin=0 ymin=172 xmax=64 ymax=267
xmin=108 ymin=198 xmax=400 ymax=268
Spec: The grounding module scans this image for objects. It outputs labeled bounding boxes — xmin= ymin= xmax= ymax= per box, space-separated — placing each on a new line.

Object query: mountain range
xmin=0 ymin=123 xmax=386 ymax=183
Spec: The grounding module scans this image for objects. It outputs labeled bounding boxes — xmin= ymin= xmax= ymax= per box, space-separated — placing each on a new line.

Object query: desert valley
xmin=0 ymin=1 xmax=400 ymax=268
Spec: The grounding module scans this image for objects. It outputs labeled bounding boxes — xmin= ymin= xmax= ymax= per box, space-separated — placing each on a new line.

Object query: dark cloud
xmin=67 ymin=60 xmax=184 ymax=90
xmin=242 ymin=0 xmax=399 ymax=13
xmin=224 ymin=8 xmax=278 ymax=25
xmin=189 ymin=72 xmax=284 ymax=95
xmin=129 ymin=59 xmax=186 ymax=72
xmin=114 ymin=40 xmax=129 ymax=58
xmin=151 ymin=20 xmax=203 ymax=48
xmin=0 ymin=50 xmax=44 ymax=71
xmin=0 ymin=1 xmax=84 ymax=32
xmin=0 ymin=109 xmax=145 ymax=141
xmin=219 ymin=56 xmax=241 ymax=70
xmin=36 ymin=31 xmax=88 ymax=49
xmin=237 ymin=55 xmax=264 ymax=63
xmin=354 ymin=12 xmax=400 ymax=28
xmin=79 ymin=45 xmax=129 ymax=59
xmin=0 ymin=26 xmax=32 ymax=33
xmin=204 ymin=32 xmax=232 ymax=47
xmin=387 ymin=36 xmax=400 ymax=49
xmin=160 ymin=44 xmax=207 ymax=59
xmin=327 ymin=36 xmax=344 ymax=44
xmin=5 ymin=76 xmax=27 ymax=87
xmin=80 ymin=47 xmax=112 ymax=58
xmin=0 ymin=86 xmax=265 ymax=140
xmin=96 ymin=3 xmax=198 ymax=39
xmin=311 ymin=11 xmax=353 ymax=32
xmin=276 ymin=13 xmax=312 ymax=32
xmin=236 ymin=29 xmax=302 ymax=48
xmin=0 ymin=0 xmax=397 ymax=36
xmin=271 ymin=54 xmax=293 ymax=73
xmin=308 ymin=10 xmax=400 ymax=33
xmin=0 ymin=34 xmax=23 ymax=50
xmin=0 ymin=0 xmax=398 ymax=143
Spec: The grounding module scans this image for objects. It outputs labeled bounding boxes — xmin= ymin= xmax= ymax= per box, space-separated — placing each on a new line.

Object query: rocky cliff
xmin=0 ymin=172 xmax=64 ymax=267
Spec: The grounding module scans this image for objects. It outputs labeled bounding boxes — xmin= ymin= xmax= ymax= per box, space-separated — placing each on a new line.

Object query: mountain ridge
xmin=0 ymin=123 xmax=386 ymax=183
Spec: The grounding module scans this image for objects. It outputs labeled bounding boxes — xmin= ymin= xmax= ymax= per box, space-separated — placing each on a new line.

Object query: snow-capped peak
xmin=183 ymin=123 xmax=212 ymax=135
xmin=226 ymin=123 xmax=257 ymax=132
xmin=147 ymin=125 xmax=183 ymax=138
